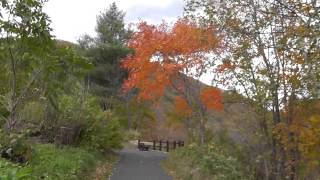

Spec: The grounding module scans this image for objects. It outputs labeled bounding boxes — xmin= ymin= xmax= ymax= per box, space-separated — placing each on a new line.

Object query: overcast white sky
xmin=43 ymin=0 xmax=184 ymax=43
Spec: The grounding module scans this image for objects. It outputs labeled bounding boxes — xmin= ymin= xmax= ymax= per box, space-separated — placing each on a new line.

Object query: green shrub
xmin=18 ymin=101 xmax=45 ymax=125
xmin=58 ymin=94 xmax=87 ymax=125
xmin=29 ymin=144 xmax=96 ymax=179
xmin=164 ymin=143 xmax=248 ymax=180
xmin=0 ymin=130 xmax=9 ymax=151
xmin=55 ymin=93 xmax=123 ymax=151
xmin=123 ymin=129 xmax=141 ymax=142
xmin=0 ymin=95 xmax=9 ymax=128
xmin=81 ymin=111 xmax=123 ymax=151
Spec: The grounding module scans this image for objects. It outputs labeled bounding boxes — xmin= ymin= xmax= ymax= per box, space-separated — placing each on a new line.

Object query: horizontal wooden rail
xmin=138 ymin=140 xmax=184 ymax=152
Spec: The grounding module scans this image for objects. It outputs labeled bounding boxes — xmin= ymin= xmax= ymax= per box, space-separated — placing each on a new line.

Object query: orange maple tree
xmin=122 ymin=19 xmax=222 ymax=104
xmin=122 ymin=19 xmax=223 ymax=143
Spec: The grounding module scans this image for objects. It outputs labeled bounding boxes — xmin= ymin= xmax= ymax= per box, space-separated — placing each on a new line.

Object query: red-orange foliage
xmin=200 ymin=87 xmax=224 ymax=111
xmin=174 ymin=96 xmax=193 ymax=116
xmin=217 ymin=60 xmax=234 ymax=72
xmin=122 ymin=19 xmax=222 ymax=102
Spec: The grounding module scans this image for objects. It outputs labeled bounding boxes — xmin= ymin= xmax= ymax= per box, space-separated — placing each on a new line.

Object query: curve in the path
xmin=110 ymin=149 xmax=172 ymax=180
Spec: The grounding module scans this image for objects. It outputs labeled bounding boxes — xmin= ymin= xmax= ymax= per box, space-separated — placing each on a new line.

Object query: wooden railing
xmin=138 ymin=140 xmax=184 ymax=152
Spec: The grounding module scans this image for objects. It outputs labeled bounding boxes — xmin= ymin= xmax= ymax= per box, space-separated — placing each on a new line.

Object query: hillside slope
xmin=139 ymin=75 xmax=261 ymax=147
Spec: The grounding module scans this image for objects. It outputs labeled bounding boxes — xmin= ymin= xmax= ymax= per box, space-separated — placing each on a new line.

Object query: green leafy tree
xmin=0 ymin=0 xmax=92 ymax=134
xmin=0 ymin=0 xmax=53 ymax=132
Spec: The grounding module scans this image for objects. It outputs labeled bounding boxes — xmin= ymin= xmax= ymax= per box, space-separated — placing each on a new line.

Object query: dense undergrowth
xmin=164 ymin=143 xmax=250 ymax=180
xmin=0 ymin=143 xmax=116 ymax=180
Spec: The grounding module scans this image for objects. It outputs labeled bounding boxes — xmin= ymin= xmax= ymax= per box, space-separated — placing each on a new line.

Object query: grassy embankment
xmin=0 ymin=143 xmax=117 ymax=180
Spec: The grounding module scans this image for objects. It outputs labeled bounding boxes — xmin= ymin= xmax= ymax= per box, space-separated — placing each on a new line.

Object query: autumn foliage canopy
xmin=122 ymin=19 xmax=223 ymax=112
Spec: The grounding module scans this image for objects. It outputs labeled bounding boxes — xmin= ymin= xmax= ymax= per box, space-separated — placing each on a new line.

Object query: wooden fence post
xmin=166 ymin=140 xmax=169 ymax=152
xmin=159 ymin=140 xmax=162 ymax=151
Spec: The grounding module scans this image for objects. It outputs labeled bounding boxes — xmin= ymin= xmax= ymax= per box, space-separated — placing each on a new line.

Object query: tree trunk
xmin=271 ymin=89 xmax=288 ymax=180
xmin=287 ymin=94 xmax=300 ymax=180
xmin=199 ymin=116 xmax=206 ymax=145
xmin=198 ymin=107 xmax=207 ymax=145
xmin=127 ymin=102 xmax=132 ymax=129
xmin=6 ymin=46 xmax=17 ymax=133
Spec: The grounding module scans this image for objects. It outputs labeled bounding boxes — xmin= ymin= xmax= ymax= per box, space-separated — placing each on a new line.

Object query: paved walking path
xmin=110 ymin=149 xmax=172 ymax=180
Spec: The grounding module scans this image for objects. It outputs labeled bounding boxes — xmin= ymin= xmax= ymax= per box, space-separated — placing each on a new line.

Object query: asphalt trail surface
xmin=110 ymin=149 xmax=172 ymax=180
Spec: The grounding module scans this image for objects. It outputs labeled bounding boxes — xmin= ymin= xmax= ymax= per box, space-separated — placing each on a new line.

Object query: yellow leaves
xmin=291 ymin=52 xmax=304 ymax=64
xmin=288 ymin=74 xmax=301 ymax=89
xmin=298 ymin=115 xmax=320 ymax=166
xmin=226 ymin=18 xmax=241 ymax=31
xmin=273 ymin=122 xmax=290 ymax=149
xmin=302 ymin=4 xmax=312 ymax=13
xmin=273 ymin=101 xmax=320 ymax=168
